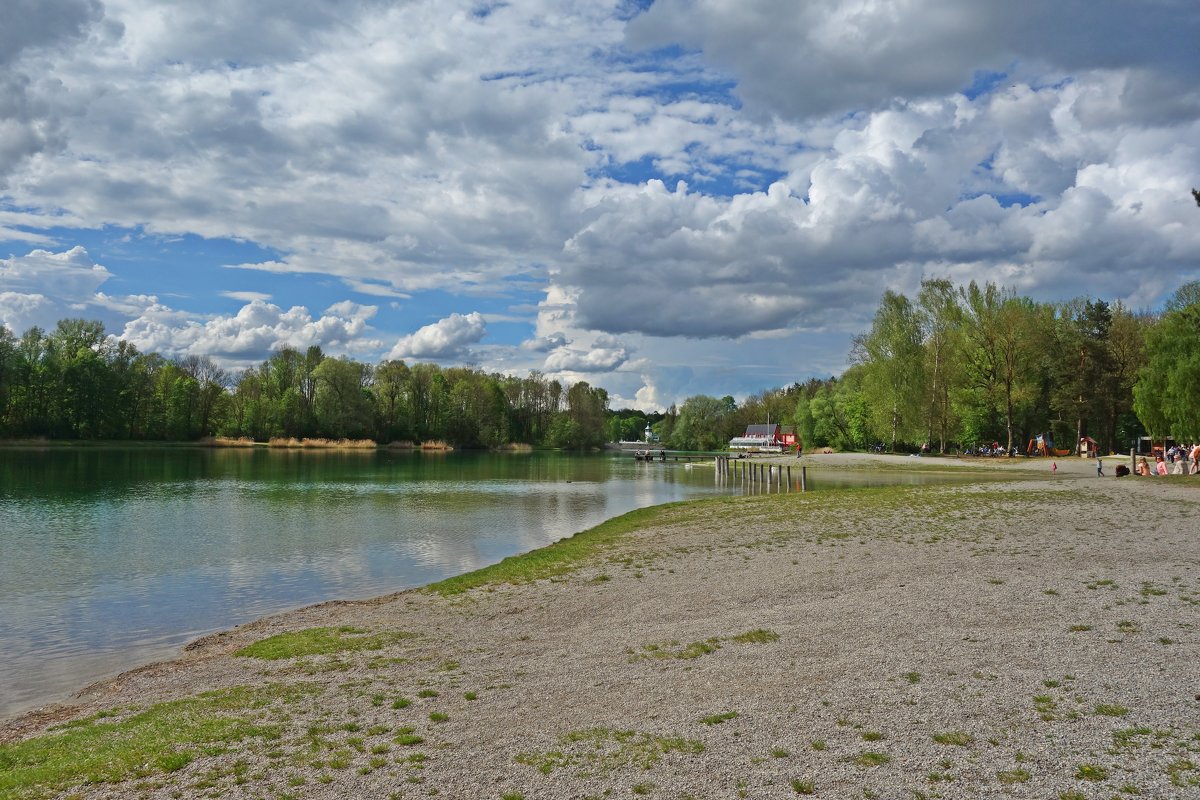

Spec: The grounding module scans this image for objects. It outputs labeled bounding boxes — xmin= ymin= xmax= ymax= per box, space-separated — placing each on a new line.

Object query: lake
xmin=1 ymin=448 xmax=745 ymax=718
xmin=0 ymin=447 xmax=955 ymax=720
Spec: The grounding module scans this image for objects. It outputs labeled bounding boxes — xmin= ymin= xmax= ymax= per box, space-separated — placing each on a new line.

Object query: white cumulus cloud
xmin=0 ymin=246 xmax=115 ymax=334
xmin=386 ymin=312 xmax=487 ymax=362
xmin=118 ymin=299 xmax=380 ymax=363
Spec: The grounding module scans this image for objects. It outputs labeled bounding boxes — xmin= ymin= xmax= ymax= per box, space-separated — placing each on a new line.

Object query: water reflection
xmin=0 ymin=449 xmax=725 ymax=718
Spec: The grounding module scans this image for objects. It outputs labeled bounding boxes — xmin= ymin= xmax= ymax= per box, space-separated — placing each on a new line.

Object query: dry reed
xmin=266 ymin=438 xmax=377 ymax=449
xmin=198 ymin=436 xmax=258 ymax=448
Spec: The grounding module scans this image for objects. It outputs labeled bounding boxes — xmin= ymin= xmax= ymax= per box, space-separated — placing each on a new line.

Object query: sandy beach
xmin=2 ymin=453 xmax=1197 ymax=799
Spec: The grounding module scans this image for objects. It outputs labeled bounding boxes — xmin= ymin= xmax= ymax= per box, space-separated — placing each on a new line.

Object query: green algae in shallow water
xmin=0 ymin=684 xmax=321 ymax=800
xmin=426 ymin=503 xmax=683 ymax=595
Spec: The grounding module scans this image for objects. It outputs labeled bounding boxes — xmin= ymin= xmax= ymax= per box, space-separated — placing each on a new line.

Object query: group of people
xmin=961 ymin=442 xmax=1017 ymax=457
xmin=1134 ymin=442 xmax=1200 ymax=476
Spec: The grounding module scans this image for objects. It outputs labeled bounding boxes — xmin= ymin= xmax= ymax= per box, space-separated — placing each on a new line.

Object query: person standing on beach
xmin=1096 ymin=457 xmax=1104 ymax=477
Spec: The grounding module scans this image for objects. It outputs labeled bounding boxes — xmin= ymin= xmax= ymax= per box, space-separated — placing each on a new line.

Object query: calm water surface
xmin=0 ymin=448 xmax=954 ymax=719
xmin=1 ymin=448 xmax=740 ymax=718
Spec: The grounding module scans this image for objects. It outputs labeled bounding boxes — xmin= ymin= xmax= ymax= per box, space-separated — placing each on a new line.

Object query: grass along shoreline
xmin=2 ymin=471 xmax=1198 ymax=799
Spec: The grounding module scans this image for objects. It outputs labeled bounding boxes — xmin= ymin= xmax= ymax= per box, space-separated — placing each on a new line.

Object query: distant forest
xmin=0 ymin=320 xmax=611 ymax=448
xmin=789 ymin=279 xmax=1200 ymax=454
xmin=1 ymin=278 xmax=1197 ymax=452
xmin=630 ymin=279 xmax=1200 ymax=455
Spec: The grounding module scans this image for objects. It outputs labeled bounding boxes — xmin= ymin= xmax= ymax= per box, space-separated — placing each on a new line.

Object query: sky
xmin=1 ymin=0 xmax=1198 ymax=410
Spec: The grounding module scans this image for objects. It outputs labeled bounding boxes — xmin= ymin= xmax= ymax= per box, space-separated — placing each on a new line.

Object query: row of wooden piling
xmin=713 ymin=456 xmax=806 ymax=492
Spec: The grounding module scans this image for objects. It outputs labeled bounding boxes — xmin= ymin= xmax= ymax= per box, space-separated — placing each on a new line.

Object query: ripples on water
xmin=0 ymin=449 xmax=729 ymax=718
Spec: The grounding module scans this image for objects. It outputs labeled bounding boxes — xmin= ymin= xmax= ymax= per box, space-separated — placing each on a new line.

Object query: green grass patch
xmin=700 ymin=712 xmax=738 ymax=725
xmin=515 ymin=728 xmax=703 ymax=775
xmin=393 ymin=734 xmax=424 ymax=746
xmin=1033 ymin=694 xmax=1058 ymax=721
xmin=632 ymin=629 xmax=780 ymax=662
xmin=791 ymin=778 xmax=816 ymax=794
xmin=932 ymin=730 xmax=973 ymax=746
xmin=853 ymin=751 xmax=891 ymax=767
xmin=426 ymin=503 xmax=683 ymax=594
xmin=729 ymin=628 xmax=780 ymax=644
xmin=233 ymin=627 xmax=416 ymax=660
xmin=997 ymin=768 xmax=1030 ymax=784
xmin=1113 ymin=726 xmax=1152 ymax=747
xmin=1095 ymin=703 xmax=1130 ymax=717
xmin=1075 ymin=763 xmax=1108 ymax=780
xmin=0 ymin=684 xmax=320 ymax=799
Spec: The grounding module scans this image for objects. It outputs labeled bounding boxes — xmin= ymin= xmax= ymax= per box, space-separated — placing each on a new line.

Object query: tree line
xmin=5 ymin=277 xmax=1197 ymax=454
xmin=0 ymin=319 xmax=610 ymax=448
xmin=791 ymin=279 xmax=1200 ymax=454
xmin=643 ymin=280 xmax=1199 ymax=457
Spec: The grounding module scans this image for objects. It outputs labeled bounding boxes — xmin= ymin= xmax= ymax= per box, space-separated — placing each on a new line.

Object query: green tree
xmin=1103 ymin=304 xmax=1146 ymax=452
xmin=1048 ymin=299 xmax=1113 ymax=453
xmin=855 ymin=290 xmax=925 ymax=450
xmin=178 ymin=355 xmax=230 ymax=437
xmin=47 ymin=319 xmax=114 ymax=437
xmin=671 ymin=395 xmax=729 ymax=450
xmin=957 ymin=283 xmax=1047 ymax=451
xmin=0 ymin=325 xmax=19 ymax=435
xmin=808 ymin=368 xmax=869 ymax=450
xmin=1133 ymin=282 xmax=1200 ymax=439
xmin=917 ymin=278 xmax=962 ymax=452
xmin=313 ymin=357 xmax=374 ymax=439
xmin=563 ymin=381 xmax=608 ymax=449
xmin=373 ymin=359 xmax=413 ymax=443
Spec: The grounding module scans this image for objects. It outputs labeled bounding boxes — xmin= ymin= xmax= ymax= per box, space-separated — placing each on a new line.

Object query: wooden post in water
xmin=801 ymin=465 xmax=807 ymax=492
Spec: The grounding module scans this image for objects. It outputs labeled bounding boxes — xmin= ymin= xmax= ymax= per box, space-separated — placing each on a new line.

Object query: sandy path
xmin=2 ymin=463 xmax=1197 ymax=799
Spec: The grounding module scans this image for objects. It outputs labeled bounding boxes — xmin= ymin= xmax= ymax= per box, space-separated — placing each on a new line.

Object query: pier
xmin=712 ymin=454 xmax=806 ymax=493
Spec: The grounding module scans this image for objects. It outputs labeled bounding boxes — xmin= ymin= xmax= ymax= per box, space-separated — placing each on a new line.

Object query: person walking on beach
xmin=1096 ymin=457 xmax=1104 ymax=477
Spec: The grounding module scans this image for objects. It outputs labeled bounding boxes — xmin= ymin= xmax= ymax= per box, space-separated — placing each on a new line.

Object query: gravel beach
xmin=3 ymin=453 xmax=1197 ymax=799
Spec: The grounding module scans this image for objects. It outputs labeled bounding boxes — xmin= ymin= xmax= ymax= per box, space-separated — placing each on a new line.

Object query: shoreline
xmin=3 ymin=458 xmax=1197 ymax=798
